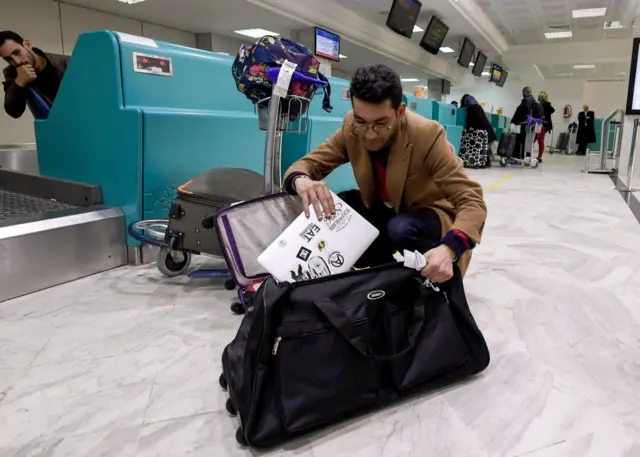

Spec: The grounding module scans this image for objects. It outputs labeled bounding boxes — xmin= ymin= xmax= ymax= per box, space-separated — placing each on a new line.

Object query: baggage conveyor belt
xmin=0 ymin=188 xmax=77 ymax=219
xmin=0 ymin=169 xmax=128 ymax=302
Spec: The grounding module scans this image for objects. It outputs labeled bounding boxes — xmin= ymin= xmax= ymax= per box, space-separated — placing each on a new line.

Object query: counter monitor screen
xmin=386 ymin=0 xmax=422 ymax=38
xmin=315 ymin=27 xmax=341 ymax=62
xmin=472 ymin=51 xmax=487 ymax=77
xmin=625 ymin=37 xmax=640 ymax=114
xmin=490 ymin=64 xmax=503 ymax=83
xmin=457 ymin=38 xmax=476 ymax=68
xmin=497 ymin=70 xmax=508 ymax=87
xmin=420 ymin=16 xmax=449 ymax=55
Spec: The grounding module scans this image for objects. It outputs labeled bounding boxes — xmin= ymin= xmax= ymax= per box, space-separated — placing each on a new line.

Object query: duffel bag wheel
xmin=157 ymin=248 xmax=191 ymax=277
xmin=235 ymin=427 xmax=247 ymax=446
xmin=219 ymin=373 xmax=227 ymax=391
xmin=224 ymin=279 xmax=236 ymax=291
xmin=230 ymin=302 xmax=245 ymax=315
xmin=225 ymin=398 xmax=237 ymax=416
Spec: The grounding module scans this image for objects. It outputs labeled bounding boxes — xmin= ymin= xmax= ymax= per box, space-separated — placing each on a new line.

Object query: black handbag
xmin=220 ymin=263 xmax=490 ymax=448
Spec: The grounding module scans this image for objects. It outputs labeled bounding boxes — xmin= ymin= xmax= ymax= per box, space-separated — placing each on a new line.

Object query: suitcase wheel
xmin=230 ymin=302 xmax=245 ymax=315
xmin=219 ymin=373 xmax=228 ymax=391
xmin=157 ymin=248 xmax=192 ymax=277
xmin=235 ymin=427 xmax=247 ymax=446
xmin=499 ymin=157 xmax=508 ymax=167
xmin=225 ymin=398 xmax=237 ymax=416
xmin=224 ymin=279 xmax=236 ymax=291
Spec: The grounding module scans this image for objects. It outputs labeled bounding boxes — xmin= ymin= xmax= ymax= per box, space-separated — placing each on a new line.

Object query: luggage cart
xmin=129 ymin=68 xmax=327 ymax=300
xmin=214 ymin=68 xmax=328 ymax=314
xmin=549 ymin=123 xmax=577 ymax=155
xmin=499 ymin=118 xmax=542 ymax=169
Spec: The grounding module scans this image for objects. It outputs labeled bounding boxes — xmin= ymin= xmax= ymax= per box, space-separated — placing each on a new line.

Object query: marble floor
xmin=1 ymin=154 xmax=640 ymax=457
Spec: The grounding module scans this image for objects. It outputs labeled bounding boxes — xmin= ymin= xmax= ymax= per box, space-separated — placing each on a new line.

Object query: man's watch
xmin=292 ymin=175 xmax=309 ymax=191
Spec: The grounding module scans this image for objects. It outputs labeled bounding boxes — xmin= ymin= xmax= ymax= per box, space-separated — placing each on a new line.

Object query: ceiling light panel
xmin=401 ymin=78 xmax=419 ymax=82
xmin=572 ymin=8 xmax=607 ymax=19
xmin=574 ymin=64 xmax=596 ymax=69
xmin=234 ymin=28 xmax=280 ymax=39
xmin=119 ymin=0 xmax=146 ymax=3
xmin=440 ymin=47 xmax=455 ymax=53
xmin=545 ymin=31 xmax=572 ymax=39
xmin=413 ymin=26 xmax=424 ymax=33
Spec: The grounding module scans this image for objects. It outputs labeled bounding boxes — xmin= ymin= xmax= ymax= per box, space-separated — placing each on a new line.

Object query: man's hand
xmin=421 ymin=245 xmax=455 ymax=283
xmin=15 ymin=65 xmax=37 ymax=87
xmin=294 ymin=177 xmax=335 ymax=219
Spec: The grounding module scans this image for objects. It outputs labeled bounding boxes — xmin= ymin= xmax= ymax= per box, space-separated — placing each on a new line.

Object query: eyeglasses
xmin=350 ymin=121 xmax=393 ymax=134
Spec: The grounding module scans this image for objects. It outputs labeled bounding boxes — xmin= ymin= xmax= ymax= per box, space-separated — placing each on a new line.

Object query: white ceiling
xmin=475 ymin=0 xmax=633 ymax=45
xmin=60 ymin=0 xmax=307 ymax=35
xmin=62 ymin=0 xmax=636 ymax=82
xmin=537 ymin=61 xmax=630 ymax=80
xmin=61 ymin=0 xmax=455 ymax=84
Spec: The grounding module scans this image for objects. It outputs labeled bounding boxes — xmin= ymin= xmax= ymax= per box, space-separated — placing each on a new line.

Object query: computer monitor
xmin=489 ymin=64 xmax=503 ymax=83
xmin=626 ymin=37 xmax=640 ymax=114
xmin=497 ymin=70 xmax=508 ymax=87
xmin=472 ymin=52 xmax=487 ymax=77
xmin=314 ymin=27 xmax=340 ymax=62
xmin=457 ymin=38 xmax=476 ymax=68
xmin=420 ymin=16 xmax=449 ymax=55
xmin=386 ymin=0 xmax=422 ymax=38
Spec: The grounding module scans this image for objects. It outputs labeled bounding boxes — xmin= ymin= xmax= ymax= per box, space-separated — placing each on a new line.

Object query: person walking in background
xmin=536 ymin=91 xmax=555 ymax=162
xmin=576 ymin=105 xmax=596 ymax=156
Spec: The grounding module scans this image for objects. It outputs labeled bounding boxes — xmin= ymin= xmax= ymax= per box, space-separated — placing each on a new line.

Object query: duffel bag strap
xmin=313 ymin=298 xmax=425 ymax=359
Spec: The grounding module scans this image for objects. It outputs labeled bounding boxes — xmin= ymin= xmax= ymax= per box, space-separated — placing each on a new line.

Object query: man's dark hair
xmin=0 ymin=31 xmax=24 ymax=47
xmin=350 ymin=64 xmax=404 ymax=109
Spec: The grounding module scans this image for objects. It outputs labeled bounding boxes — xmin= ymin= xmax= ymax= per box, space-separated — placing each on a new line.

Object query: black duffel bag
xmin=220 ymin=262 xmax=490 ymax=448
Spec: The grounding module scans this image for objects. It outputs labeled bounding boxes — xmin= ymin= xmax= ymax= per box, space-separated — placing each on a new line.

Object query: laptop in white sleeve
xmin=257 ymin=191 xmax=379 ymax=283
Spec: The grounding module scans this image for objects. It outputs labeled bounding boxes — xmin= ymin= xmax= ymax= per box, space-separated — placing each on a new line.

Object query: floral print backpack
xmin=232 ymin=36 xmax=332 ymax=119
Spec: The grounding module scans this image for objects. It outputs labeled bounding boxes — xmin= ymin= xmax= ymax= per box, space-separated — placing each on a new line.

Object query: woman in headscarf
xmin=460 ymin=94 xmax=497 ymax=166
xmin=537 ymin=91 xmax=555 ymax=162
xmin=461 ymin=94 xmax=497 ymax=143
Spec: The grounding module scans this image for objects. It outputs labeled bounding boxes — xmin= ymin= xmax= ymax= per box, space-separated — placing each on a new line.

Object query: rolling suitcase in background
xmin=497 ymin=131 xmax=518 ymax=158
xmin=167 ymin=168 xmax=263 ymax=256
xmin=460 ymin=128 xmax=489 ymax=169
xmin=555 ymin=132 xmax=569 ymax=151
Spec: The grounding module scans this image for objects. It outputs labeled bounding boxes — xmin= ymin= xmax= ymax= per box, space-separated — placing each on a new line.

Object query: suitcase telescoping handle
xmin=313 ymin=295 xmax=425 ymax=359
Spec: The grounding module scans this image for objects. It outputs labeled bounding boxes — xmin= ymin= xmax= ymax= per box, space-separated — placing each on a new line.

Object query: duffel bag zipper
xmin=271 ymin=317 xmax=368 ymax=356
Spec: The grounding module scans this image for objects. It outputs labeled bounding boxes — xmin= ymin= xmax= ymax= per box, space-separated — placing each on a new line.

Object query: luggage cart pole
xmin=260 ymin=68 xmax=323 ymax=197
xmin=263 ymin=94 xmax=284 ymax=195
xmin=585 ymin=108 xmax=624 ymax=174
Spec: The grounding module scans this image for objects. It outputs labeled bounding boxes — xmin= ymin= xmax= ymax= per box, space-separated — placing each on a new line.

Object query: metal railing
xmin=584 ymin=109 xmax=625 ymax=174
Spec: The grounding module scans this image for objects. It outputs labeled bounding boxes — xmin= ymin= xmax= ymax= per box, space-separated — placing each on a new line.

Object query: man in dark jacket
xmin=1 ymin=31 xmax=69 ymax=119
xmin=510 ymin=86 xmax=542 ymax=159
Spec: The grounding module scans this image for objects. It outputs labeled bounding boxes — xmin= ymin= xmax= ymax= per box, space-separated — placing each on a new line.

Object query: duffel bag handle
xmin=313 ymin=297 xmax=425 ymax=360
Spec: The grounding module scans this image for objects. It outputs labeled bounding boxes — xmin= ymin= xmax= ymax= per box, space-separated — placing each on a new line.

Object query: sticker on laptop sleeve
xmin=308 ymin=257 xmax=331 ymax=278
xmin=290 ymin=264 xmax=311 ymax=282
xmin=299 ymin=223 xmax=321 ymax=242
xmin=323 ymin=203 xmax=351 ymax=232
xmin=328 ymin=252 xmax=344 ymax=268
xmin=317 ymin=240 xmax=327 ymax=252
xmin=296 ymin=246 xmax=312 ymax=261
